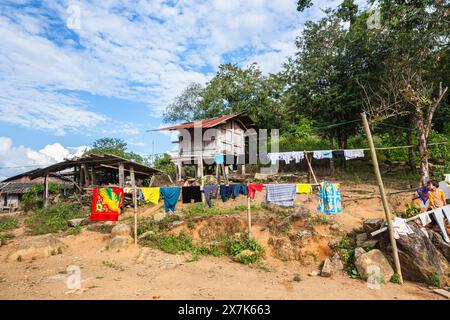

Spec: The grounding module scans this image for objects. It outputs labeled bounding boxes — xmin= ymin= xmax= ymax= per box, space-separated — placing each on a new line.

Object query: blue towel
xmin=203 ymin=185 xmax=218 ymax=208
xmin=160 ymin=187 xmax=181 ymax=213
xmin=317 ymin=182 xmax=341 ymax=214
xmin=214 ymin=154 xmax=224 ymax=165
xmin=231 ymin=184 xmax=248 ymax=198
xmin=266 ymin=184 xmax=296 ymax=207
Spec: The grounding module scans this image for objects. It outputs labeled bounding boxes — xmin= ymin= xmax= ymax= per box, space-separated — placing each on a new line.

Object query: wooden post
xmin=91 ymin=167 xmax=97 ymax=186
xmin=361 ymin=112 xmax=403 ymax=284
xmin=247 ymin=196 xmax=252 ymax=239
xmin=304 ymin=151 xmax=319 ymax=185
xmin=78 ymin=165 xmax=84 ymax=190
xmin=130 ymin=166 xmax=138 ymax=246
xmin=43 ymin=174 xmax=49 ymax=207
xmin=82 ymin=164 xmax=90 ymax=188
xmin=118 ymin=163 xmax=125 ymax=188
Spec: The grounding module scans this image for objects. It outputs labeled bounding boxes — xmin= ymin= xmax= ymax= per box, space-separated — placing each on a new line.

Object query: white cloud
xmin=0 ymin=137 xmax=87 ymax=180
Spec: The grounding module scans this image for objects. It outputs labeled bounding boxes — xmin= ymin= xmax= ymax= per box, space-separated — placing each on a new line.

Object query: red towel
xmin=91 ymin=188 xmax=124 ymax=222
xmin=247 ymin=184 xmax=264 ymax=199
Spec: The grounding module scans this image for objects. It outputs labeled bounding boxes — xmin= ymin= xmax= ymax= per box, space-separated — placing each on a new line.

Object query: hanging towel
xmin=417 ymin=186 xmax=429 ymax=205
xmin=266 ymin=184 xmax=297 ymax=207
xmin=91 ymin=188 xmax=124 ymax=222
xmin=248 ymin=184 xmax=263 ymax=199
xmin=432 ymin=208 xmax=450 ymax=243
xmin=182 ymin=186 xmax=202 ymax=204
xmin=292 ymin=152 xmax=305 ymax=163
xmin=418 ymin=211 xmax=432 ymax=226
xmin=203 ymin=185 xmax=219 ymax=208
xmin=392 ymin=217 xmax=414 ymax=239
xmin=230 ymin=184 xmax=247 ymax=198
xmin=140 ymin=187 xmax=160 ymax=205
xmin=267 ymin=153 xmax=280 ymax=165
xmin=214 ymin=154 xmax=224 ymax=165
xmin=442 ymin=205 xmax=450 ymax=222
xmin=296 ymin=184 xmax=311 ymax=194
xmin=344 ymin=149 xmax=365 ymax=160
xmin=317 ymin=182 xmax=342 ymax=214
xmin=160 ymin=187 xmax=181 ymax=213
xmin=220 ymin=185 xmax=233 ymax=202
xmin=332 ymin=150 xmax=345 ymax=159
xmin=313 ymin=150 xmax=332 ymax=159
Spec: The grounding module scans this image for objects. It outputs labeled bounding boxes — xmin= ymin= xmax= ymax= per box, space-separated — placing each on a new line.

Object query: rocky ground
xmin=0 ymin=182 xmax=448 ymax=300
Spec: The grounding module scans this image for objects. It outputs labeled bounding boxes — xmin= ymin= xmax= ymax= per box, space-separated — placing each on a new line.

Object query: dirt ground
xmin=0 ymin=181 xmax=445 ymax=300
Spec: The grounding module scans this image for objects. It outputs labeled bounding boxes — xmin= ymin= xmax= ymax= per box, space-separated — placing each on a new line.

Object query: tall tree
xmin=86 ymin=137 xmax=144 ymax=164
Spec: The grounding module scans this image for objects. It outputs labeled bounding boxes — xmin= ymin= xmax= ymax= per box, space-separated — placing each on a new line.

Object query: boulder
xmin=356 ymin=233 xmax=368 ymax=247
xmin=111 ymin=224 xmax=131 ymax=237
xmin=379 ymin=222 xmax=445 ymax=286
xmin=354 ymin=247 xmax=366 ymax=260
xmin=6 ymin=234 xmax=67 ymax=262
xmin=68 ymin=218 xmax=87 ymax=228
xmin=321 ymin=258 xmax=333 ymax=277
xmin=108 ymin=236 xmax=133 ymax=251
xmin=363 ymin=218 xmax=385 ymax=236
xmin=428 ymin=230 xmax=450 ymax=262
xmin=361 ymin=239 xmax=379 ymax=250
xmin=355 ymin=249 xmax=394 ymax=283
xmin=331 ymin=253 xmax=344 ymax=271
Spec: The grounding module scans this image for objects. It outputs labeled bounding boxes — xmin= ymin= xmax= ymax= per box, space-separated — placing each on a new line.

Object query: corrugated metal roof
xmin=157 ymin=112 xmax=256 ymax=131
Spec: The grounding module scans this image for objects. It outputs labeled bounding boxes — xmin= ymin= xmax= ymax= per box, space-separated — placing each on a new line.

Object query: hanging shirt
xmin=230 ymin=184 xmax=247 ymax=198
xmin=332 ymin=150 xmax=345 ymax=159
xmin=247 ymin=184 xmax=263 ymax=199
xmin=91 ymin=188 xmax=124 ymax=222
xmin=160 ymin=187 xmax=181 ymax=213
xmin=267 ymin=153 xmax=280 ymax=165
xmin=203 ymin=185 xmax=218 ymax=208
xmin=296 ymin=184 xmax=311 ymax=194
xmin=392 ymin=217 xmax=414 ymax=239
xmin=182 ymin=186 xmax=202 ymax=204
xmin=313 ymin=150 xmax=332 ymax=159
xmin=433 ymin=208 xmax=450 ymax=243
xmin=266 ymin=184 xmax=297 ymax=207
xmin=428 ymin=189 xmax=446 ymax=209
xmin=418 ymin=211 xmax=432 ymax=226
xmin=344 ymin=149 xmax=365 ymax=160
xmin=292 ymin=152 xmax=305 ymax=163
xmin=140 ymin=187 xmax=160 ymax=205
xmin=214 ymin=154 xmax=224 ymax=165
xmin=138 ymin=189 xmax=144 ymax=201
xmin=317 ymin=182 xmax=342 ymax=214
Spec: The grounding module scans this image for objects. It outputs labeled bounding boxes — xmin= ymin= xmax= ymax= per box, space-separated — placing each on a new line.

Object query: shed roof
xmin=156 ymin=112 xmax=256 ymax=131
xmin=0 ymin=183 xmax=36 ymax=194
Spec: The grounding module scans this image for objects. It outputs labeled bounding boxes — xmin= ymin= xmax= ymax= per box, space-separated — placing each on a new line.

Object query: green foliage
xmin=0 ymin=233 xmax=15 ymax=245
xmin=87 ymin=137 xmax=144 ymax=164
xmin=21 ymin=182 xmax=60 ymax=212
xmin=182 ymin=202 xmax=257 ymax=219
xmin=26 ymin=202 xmax=88 ymax=235
xmin=153 ymin=153 xmax=176 ymax=176
xmin=429 ymin=271 xmax=441 ymax=288
xmin=332 ymin=235 xmax=361 ymax=279
xmin=390 ymin=273 xmax=401 ymax=285
xmin=308 ymin=214 xmax=329 ymax=225
xmin=401 ymin=204 xmax=420 ymax=219
xmin=102 ymin=260 xmax=126 ymax=271
xmin=0 ymin=216 xmax=18 ymax=232
xmin=69 ymin=225 xmax=82 ymax=235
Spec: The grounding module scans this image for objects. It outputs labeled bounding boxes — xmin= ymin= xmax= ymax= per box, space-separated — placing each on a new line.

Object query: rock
xmin=354 ymin=247 xmax=367 ymax=260
xmin=108 ymin=236 xmax=133 ymax=251
xmin=355 ymin=249 xmax=394 ymax=283
xmin=6 ymin=234 xmax=67 ymax=262
xmin=428 ymin=230 xmax=450 ymax=262
xmin=361 ymin=239 xmax=379 ymax=250
xmin=379 ymin=222 xmax=445 ymax=286
xmin=363 ymin=218 xmax=385 ymax=236
xmin=356 ymin=233 xmax=368 ymax=247
xmin=331 ymin=253 xmax=344 ymax=271
xmin=111 ymin=224 xmax=131 ymax=237
xmin=138 ymin=231 xmax=155 ymax=240
xmin=321 ymin=258 xmax=333 ymax=277
xmin=290 ymin=207 xmax=311 ymax=221
xmin=153 ymin=212 xmax=166 ymax=222
xmin=136 ymin=248 xmax=151 ymax=264
xmin=68 ymin=218 xmax=87 ymax=227
xmin=308 ymin=270 xmax=320 ymax=277
xmin=296 ymin=230 xmax=313 ymax=240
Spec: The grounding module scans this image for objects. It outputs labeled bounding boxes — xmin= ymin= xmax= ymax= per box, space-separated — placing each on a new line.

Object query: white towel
xmin=418 ymin=212 xmax=432 ymax=226
xmin=392 ymin=217 xmax=414 ymax=239
xmin=267 ymin=153 xmax=280 ymax=165
xmin=433 ymin=208 xmax=450 ymax=243
xmin=344 ymin=149 xmax=365 ymax=160
xmin=442 ymin=205 xmax=450 ymax=222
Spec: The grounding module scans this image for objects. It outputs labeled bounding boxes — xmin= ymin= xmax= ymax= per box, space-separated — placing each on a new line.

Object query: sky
xmin=0 ymin=0 xmax=358 ymax=180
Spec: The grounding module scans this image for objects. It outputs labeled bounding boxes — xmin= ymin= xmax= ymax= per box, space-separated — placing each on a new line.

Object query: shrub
xmin=391 ymin=273 xmax=401 ymax=284
xmin=0 ymin=233 xmax=15 ymax=245
xmin=26 ymin=202 xmax=88 ymax=235
xmin=21 ymin=183 xmax=60 ymax=212
xmin=429 ymin=271 xmax=441 ymax=287
xmin=0 ymin=216 xmax=18 ymax=232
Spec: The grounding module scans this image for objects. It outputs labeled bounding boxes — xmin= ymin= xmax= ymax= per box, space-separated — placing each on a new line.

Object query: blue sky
xmin=0 ymin=0 xmax=353 ymax=180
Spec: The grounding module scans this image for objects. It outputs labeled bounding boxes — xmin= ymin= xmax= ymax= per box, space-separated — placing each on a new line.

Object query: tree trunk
xmin=406 ymin=129 xmax=416 ymax=172
xmin=416 ymin=117 xmax=429 ymax=186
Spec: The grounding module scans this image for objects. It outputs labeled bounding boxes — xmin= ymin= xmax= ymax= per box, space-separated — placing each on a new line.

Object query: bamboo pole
xmin=304 ymin=151 xmax=319 ymax=186
xmin=247 ymin=196 xmax=252 ymax=239
xmin=361 ymin=112 xmax=403 ymax=284
xmin=130 ymin=166 xmax=138 ymax=246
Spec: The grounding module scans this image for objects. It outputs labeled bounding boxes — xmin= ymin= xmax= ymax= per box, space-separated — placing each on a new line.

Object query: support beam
xmin=118 ymin=163 xmax=125 ymax=188
xmin=82 ymin=164 xmax=90 ymax=188
xmin=130 ymin=166 xmax=138 ymax=246
xmin=43 ymin=174 xmax=49 ymax=207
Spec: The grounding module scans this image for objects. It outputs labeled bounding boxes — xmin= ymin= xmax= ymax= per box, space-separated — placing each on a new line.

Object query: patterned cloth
xmin=417 ymin=186 xmax=429 ymax=205
xmin=247 ymin=184 xmax=263 ymax=199
xmin=266 ymin=184 xmax=296 ymax=207
xmin=91 ymin=188 xmax=124 ymax=222
xmin=160 ymin=187 xmax=181 ymax=213
xmin=317 ymin=182 xmax=342 ymax=214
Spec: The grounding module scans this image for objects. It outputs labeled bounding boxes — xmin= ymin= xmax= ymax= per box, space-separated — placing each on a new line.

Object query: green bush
xmin=429 ymin=271 xmax=441 ymax=287
xmin=332 ymin=235 xmax=361 ymax=279
xmin=21 ymin=182 xmax=60 ymax=212
xmin=0 ymin=233 xmax=15 ymax=245
xmin=26 ymin=202 xmax=88 ymax=235
xmin=0 ymin=216 xmax=18 ymax=232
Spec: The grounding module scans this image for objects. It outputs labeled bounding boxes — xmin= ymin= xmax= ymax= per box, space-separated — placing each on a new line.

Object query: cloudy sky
xmin=0 ymin=0 xmax=359 ymax=180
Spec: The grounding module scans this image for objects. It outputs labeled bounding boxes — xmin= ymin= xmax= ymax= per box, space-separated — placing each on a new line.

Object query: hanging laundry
xmin=442 ymin=205 xmax=450 ymax=222
xmin=266 ymin=184 xmax=297 ymax=207
xmin=317 ymin=182 xmax=342 ymax=214
xmin=418 ymin=211 xmax=432 ymax=226
xmin=203 ymin=185 xmax=219 ymax=208
xmin=220 ymin=185 xmax=233 ymax=202
xmin=140 ymin=187 xmax=160 ymax=205
xmin=332 ymin=150 xmax=345 ymax=159
xmin=160 ymin=187 xmax=181 ymax=213
xmin=344 ymin=149 xmax=365 ymax=160
xmin=214 ymin=154 xmax=224 ymax=165
xmin=230 ymin=184 xmax=247 ymax=198
xmin=432 ymin=208 xmax=450 ymax=243
xmin=279 ymin=152 xmax=294 ymax=164
xmin=182 ymin=186 xmax=202 ymax=204
xmin=313 ymin=150 xmax=332 ymax=159
xmin=91 ymin=188 xmax=124 ymax=222
xmin=296 ymin=184 xmax=311 ymax=194
xmin=267 ymin=153 xmax=280 ymax=165
xmin=138 ymin=189 xmax=144 ymax=201
xmin=417 ymin=186 xmax=429 ymax=205
xmin=247 ymin=184 xmax=263 ymax=199
xmin=292 ymin=152 xmax=305 ymax=163
xmin=392 ymin=217 xmax=414 ymax=239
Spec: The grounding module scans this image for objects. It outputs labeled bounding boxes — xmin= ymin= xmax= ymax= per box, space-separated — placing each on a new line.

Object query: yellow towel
xmin=296 ymin=184 xmax=311 ymax=194
xmin=141 ymin=187 xmax=160 ymax=205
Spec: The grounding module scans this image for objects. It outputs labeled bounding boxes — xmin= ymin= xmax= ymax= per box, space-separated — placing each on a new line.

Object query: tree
xmin=153 ymin=153 xmax=176 ymax=176
xmin=86 ymin=138 xmax=144 ymax=164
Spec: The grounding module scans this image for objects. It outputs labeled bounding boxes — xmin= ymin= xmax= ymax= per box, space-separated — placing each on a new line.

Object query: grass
xmin=102 ymin=260 xmax=126 ymax=271
xmin=0 ymin=233 xmax=15 ymax=245
xmin=0 ymin=217 xmax=18 ymax=232
xmin=331 ymin=235 xmax=361 ymax=279
xmin=68 ymin=225 xmax=82 ymax=235
xmin=26 ymin=202 xmax=88 ymax=235
xmin=308 ymin=214 xmax=329 ymax=225
xmin=429 ymin=271 xmax=440 ymax=287
xmin=390 ymin=273 xmax=401 ymax=284
xmin=182 ymin=202 xmax=259 ymax=219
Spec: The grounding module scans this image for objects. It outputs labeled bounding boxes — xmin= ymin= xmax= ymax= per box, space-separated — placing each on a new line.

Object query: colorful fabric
xmin=266 ymin=184 xmax=296 ymax=207
xmin=160 ymin=187 xmax=181 ymax=213
xmin=317 ymin=182 xmax=342 ymax=214
xmin=203 ymin=185 xmax=219 ymax=207
xmin=247 ymin=184 xmax=263 ymax=199
xmin=296 ymin=184 xmax=311 ymax=194
xmin=141 ymin=187 xmax=160 ymax=205
xmin=91 ymin=188 xmax=124 ymax=222
xmin=417 ymin=186 xmax=429 ymax=205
